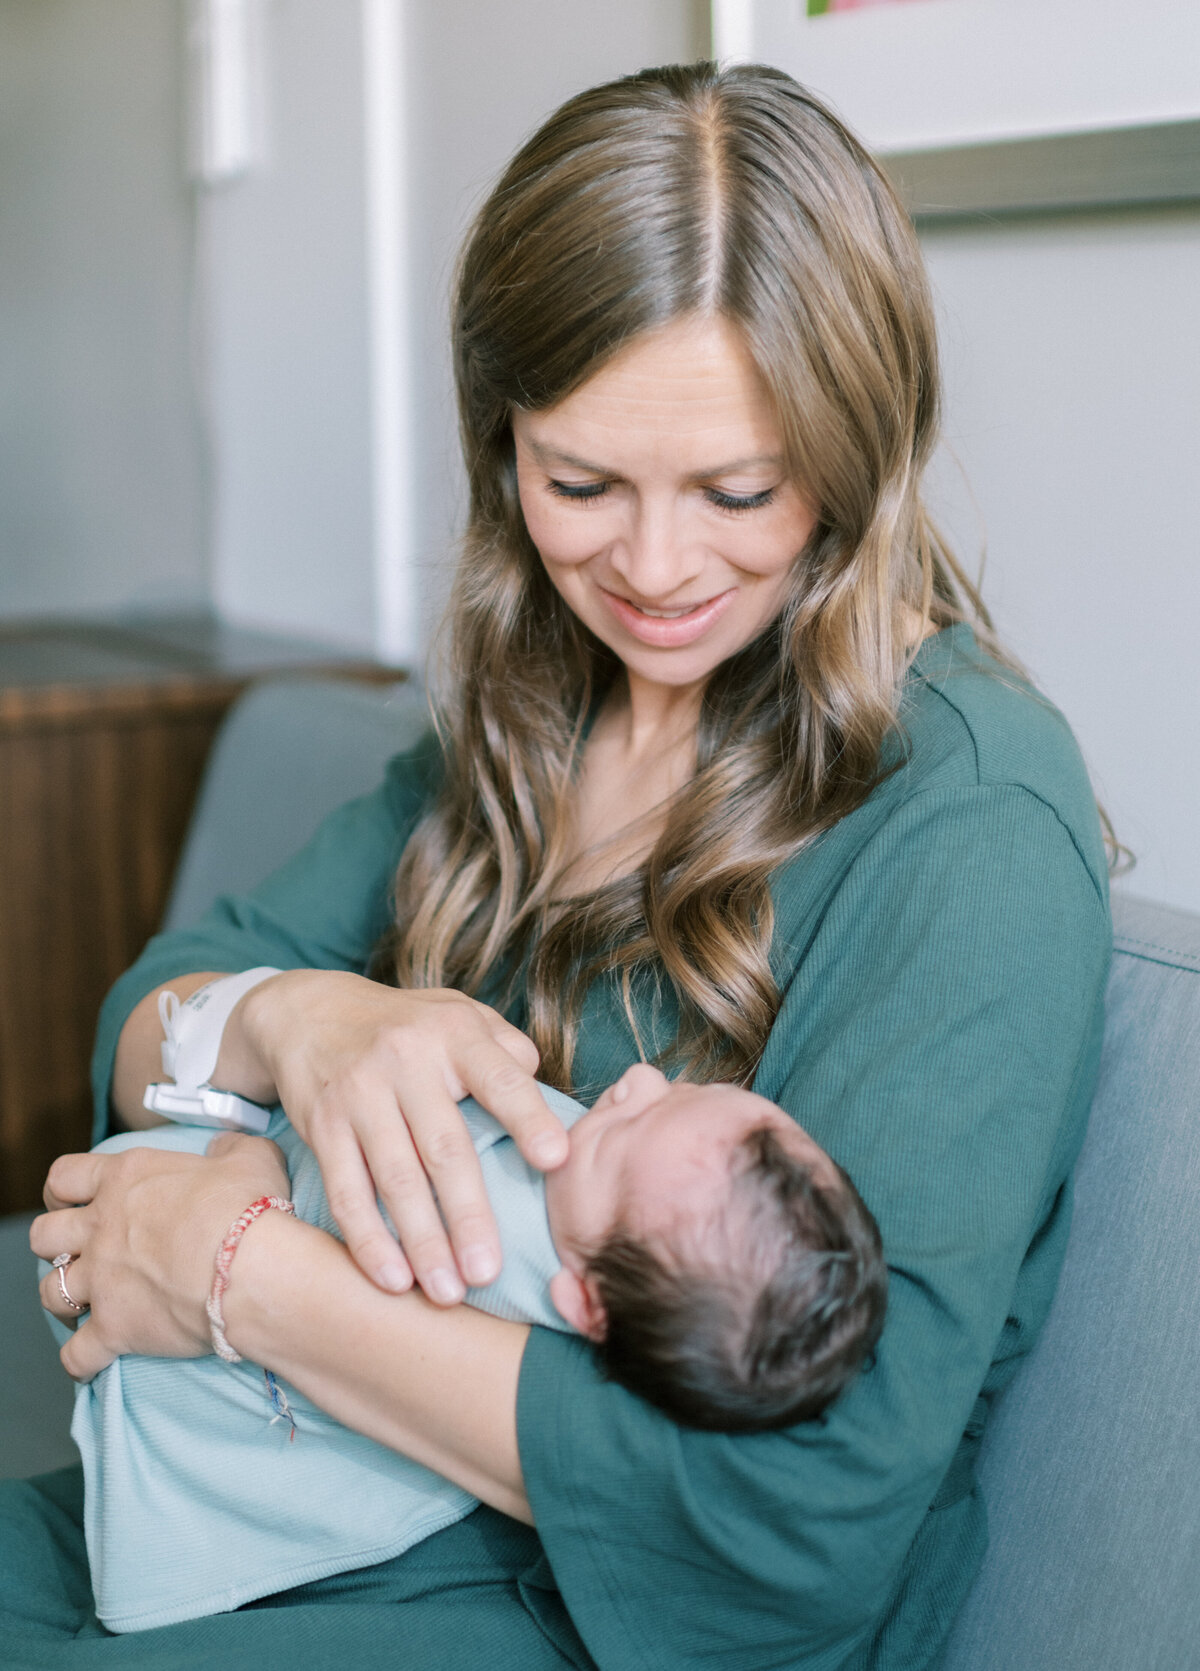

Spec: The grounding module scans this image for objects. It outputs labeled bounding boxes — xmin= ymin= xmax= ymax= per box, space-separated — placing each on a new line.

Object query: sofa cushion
xmin=942 ymin=892 xmax=1200 ymax=1671
xmin=163 ymin=677 xmax=428 ymax=930
xmin=0 ymin=1214 xmax=77 ymax=1480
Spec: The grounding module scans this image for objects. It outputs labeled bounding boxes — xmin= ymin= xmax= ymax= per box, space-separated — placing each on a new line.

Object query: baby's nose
xmin=611 ymin=1062 xmax=669 ymax=1104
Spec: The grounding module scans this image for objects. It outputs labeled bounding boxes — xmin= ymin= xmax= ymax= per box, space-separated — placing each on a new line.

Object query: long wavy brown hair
xmin=372 ymin=62 xmax=999 ymax=1090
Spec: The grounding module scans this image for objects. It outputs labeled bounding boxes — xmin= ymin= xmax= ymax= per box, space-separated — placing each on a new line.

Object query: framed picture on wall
xmin=712 ymin=0 xmax=1200 ymax=219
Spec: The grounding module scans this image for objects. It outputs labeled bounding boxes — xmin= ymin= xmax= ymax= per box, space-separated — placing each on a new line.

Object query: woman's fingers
xmin=203 ymin=1131 xmax=290 ymax=1189
xmin=314 ymin=1117 xmax=417 ymax=1296
xmin=37 ymin=1252 xmax=91 ymax=1323
xmin=35 ymin=1244 xmax=117 ymax=1379
xmin=29 ymin=1206 xmax=87 ymax=1265
xmin=42 ymin=1151 xmax=107 ymax=1211
xmin=60 ymin=1316 xmax=117 ymax=1383
xmin=377 ymin=1067 xmax=500 ymax=1294
xmin=353 ymin=1080 xmax=485 ymax=1302
xmin=458 ymin=1032 xmax=568 ymax=1172
xmin=205 ymin=1130 xmax=258 ymax=1160
xmin=372 ymin=1026 xmax=561 ymax=1295
xmin=480 ymin=1011 xmax=542 ymax=1077
xmin=34 ymin=1240 xmax=117 ymax=1381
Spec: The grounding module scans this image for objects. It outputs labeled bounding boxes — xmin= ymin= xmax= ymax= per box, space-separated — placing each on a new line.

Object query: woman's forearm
xmin=221 ymin=1208 xmax=533 ymax=1523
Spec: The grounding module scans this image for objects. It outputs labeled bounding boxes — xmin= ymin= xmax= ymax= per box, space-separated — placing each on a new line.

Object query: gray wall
xmin=922 ymin=206 xmax=1200 ymax=912
xmin=0 ymin=0 xmax=207 ymax=618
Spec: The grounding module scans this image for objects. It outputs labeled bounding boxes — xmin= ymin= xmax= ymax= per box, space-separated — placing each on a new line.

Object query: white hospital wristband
xmin=143 ymin=967 xmax=283 ymax=1134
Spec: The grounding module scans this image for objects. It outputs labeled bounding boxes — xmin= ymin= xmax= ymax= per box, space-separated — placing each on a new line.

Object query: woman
xmin=9 ymin=62 xmax=1110 ymax=1669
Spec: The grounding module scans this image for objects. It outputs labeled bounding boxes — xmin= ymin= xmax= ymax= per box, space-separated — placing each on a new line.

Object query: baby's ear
xmin=549 ymin=1267 xmax=608 ymax=1341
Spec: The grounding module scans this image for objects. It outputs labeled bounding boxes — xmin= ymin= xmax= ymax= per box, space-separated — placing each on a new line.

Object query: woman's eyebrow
xmin=524 ymin=438 xmax=785 ymax=478
xmin=690 ymin=454 xmax=785 ymax=479
xmin=525 ymin=438 xmax=609 ymax=474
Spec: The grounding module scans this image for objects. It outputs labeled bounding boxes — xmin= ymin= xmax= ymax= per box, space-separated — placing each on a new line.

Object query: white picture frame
xmin=713 ymin=0 xmax=1200 ymax=152
xmin=712 ymin=0 xmax=1200 ymax=217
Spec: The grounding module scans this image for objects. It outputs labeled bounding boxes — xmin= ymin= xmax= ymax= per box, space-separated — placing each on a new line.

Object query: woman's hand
xmin=232 ymin=972 xmax=567 ymax=1302
xmin=31 ymin=1132 xmax=290 ymax=1382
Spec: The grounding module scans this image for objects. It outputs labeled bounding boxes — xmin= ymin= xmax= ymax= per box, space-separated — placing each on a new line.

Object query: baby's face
xmin=543 ymin=1063 xmax=834 ymax=1271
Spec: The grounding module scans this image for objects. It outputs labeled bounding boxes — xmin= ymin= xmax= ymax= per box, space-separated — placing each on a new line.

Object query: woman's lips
xmin=601 ymin=587 xmax=736 ymax=647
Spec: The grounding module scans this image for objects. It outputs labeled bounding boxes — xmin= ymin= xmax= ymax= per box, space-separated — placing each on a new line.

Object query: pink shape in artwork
xmin=825 ymin=0 xmax=929 ymax=11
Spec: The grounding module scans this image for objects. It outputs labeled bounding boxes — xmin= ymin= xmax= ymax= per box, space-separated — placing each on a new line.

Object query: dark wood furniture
xmin=0 ymin=615 xmax=403 ymax=1213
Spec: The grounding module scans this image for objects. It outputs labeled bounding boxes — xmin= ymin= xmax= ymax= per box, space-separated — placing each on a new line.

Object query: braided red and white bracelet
xmin=206 ymin=1193 xmax=296 ymax=1364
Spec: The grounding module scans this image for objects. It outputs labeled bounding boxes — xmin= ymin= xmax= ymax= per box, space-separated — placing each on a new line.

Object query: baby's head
xmin=544 ymin=1064 xmax=886 ymax=1434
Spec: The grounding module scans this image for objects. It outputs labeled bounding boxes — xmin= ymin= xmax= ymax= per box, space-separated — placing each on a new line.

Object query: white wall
xmin=922 ymin=206 xmax=1200 ymax=913
xmin=0 ymin=0 xmax=206 ymax=618
xmin=203 ymin=0 xmax=379 ymax=649
xmin=201 ymin=0 xmax=707 ymax=656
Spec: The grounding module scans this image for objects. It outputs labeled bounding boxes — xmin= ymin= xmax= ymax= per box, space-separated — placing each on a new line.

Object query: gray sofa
xmin=3 ymin=678 xmax=1198 ymax=1668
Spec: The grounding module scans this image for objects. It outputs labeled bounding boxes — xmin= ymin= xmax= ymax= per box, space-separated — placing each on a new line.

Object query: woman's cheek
xmin=523 ymin=503 xmax=607 ymax=568
xmin=723 ymin=517 xmax=810 ymax=579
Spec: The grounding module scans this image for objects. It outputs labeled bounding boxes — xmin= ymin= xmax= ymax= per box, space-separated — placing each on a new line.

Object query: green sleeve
xmin=517 ymin=784 xmax=1111 ymax=1671
xmin=89 ymin=739 xmax=439 ymax=1143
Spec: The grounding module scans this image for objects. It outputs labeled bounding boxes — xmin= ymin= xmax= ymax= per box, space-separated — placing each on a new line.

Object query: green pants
xmin=0 ymin=1468 xmax=593 ymax=1671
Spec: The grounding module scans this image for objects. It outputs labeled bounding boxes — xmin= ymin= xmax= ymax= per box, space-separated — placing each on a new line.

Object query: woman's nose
xmin=609 ymin=499 xmax=704 ymax=600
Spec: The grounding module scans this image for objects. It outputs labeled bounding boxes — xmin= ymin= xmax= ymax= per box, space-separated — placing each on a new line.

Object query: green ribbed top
xmin=91 ymin=624 xmax=1112 ymax=1670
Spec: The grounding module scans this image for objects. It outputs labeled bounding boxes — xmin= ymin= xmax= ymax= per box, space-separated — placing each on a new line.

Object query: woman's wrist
xmin=207 ymin=1192 xmax=296 ymax=1362
xmin=229 ymin=967 xmax=372 ymax=1111
xmin=218 ymin=1206 xmax=325 ymax=1365
xmin=217 ymin=973 xmax=288 ymax=1105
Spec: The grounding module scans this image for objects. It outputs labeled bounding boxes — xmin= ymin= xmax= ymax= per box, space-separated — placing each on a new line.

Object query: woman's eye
xmin=705 ymin=486 xmax=777 ymax=514
xmin=546 ymin=480 xmax=776 ymax=512
xmin=548 ymin=479 xmax=610 ymax=502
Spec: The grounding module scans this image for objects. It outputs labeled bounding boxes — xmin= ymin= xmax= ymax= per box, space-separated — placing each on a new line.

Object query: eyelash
xmin=548 ymin=481 xmax=776 ymax=515
xmin=707 ymin=486 xmax=776 ymax=514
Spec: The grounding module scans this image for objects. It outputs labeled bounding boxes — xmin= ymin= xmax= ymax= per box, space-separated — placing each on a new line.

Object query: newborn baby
xmin=49 ymin=1063 xmax=885 ymax=1633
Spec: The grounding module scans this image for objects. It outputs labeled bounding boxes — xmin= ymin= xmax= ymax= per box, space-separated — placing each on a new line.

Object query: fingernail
xmin=378 ymin=1261 xmax=412 ymax=1293
xmin=426 ymin=1268 xmax=464 ymax=1305
xmin=531 ymin=1132 xmax=567 ymax=1167
xmin=460 ymin=1245 xmax=498 ymax=1287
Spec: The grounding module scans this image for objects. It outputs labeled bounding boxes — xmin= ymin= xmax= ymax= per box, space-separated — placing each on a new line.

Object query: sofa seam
xmin=1112 ymin=937 xmax=1200 ymax=976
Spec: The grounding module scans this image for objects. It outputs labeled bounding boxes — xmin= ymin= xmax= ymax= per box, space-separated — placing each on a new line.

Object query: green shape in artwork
xmin=807 ymin=0 xmax=831 ymax=13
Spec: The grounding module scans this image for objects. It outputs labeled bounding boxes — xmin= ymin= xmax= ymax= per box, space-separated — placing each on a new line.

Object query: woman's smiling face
xmin=512 ymin=314 xmax=817 ymax=699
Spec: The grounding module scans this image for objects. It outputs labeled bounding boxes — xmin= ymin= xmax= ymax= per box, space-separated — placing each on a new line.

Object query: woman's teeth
xmin=632 ymin=603 xmax=700 ymax=618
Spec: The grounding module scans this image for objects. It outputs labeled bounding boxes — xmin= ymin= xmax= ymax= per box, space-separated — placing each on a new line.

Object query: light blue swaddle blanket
xmin=46 ymin=1087 xmax=583 ymax=1634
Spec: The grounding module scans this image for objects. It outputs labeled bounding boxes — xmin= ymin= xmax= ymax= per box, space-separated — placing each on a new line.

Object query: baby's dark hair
xmin=584 ymin=1125 xmax=887 ymax=1433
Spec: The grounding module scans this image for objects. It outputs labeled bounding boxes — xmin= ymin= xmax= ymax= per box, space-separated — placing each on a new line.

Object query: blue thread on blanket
xmin=264 ymin=1369 xmax=298 ymax=1440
